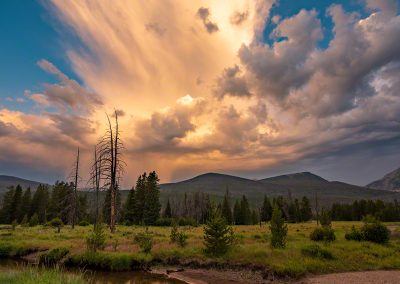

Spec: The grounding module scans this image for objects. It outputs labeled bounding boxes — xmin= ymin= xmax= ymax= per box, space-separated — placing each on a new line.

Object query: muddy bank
xmin=300 ymin=270 xmax=400 ymax=284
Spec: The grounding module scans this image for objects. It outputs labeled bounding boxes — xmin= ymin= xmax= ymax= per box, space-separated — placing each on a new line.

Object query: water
xmin=0 ymin=259 xmax=186 ymax=284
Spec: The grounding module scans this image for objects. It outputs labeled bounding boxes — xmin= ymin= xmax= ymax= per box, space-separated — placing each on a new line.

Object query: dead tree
xmin=89 ymin=145 xmax=103 ymax=229
xmin=96 ymin=111 xmax=124 ymax=233
xmin=315 ymin=191 xmax=320 ymax=226
xmin=68 ymin=148 xmax=80 ymax=229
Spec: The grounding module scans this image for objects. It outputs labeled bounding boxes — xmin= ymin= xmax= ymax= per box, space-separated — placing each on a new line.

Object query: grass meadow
xmin=0 ymin=221 xmax=400 ymax=279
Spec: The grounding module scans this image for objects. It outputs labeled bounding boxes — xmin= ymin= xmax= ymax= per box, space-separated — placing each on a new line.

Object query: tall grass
xmin=0 ymin=268 xmax=85 ymax=284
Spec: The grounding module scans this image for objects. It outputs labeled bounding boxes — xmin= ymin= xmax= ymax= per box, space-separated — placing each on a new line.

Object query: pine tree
xmin=221 ymin=188 xmax=233 ymax=224
xmin=240 ymin=195 xmax=251 ymax=225
xmin=20 ymin=187 xmax=31 ymax=222
xmin=133 ymin=173 xmax=146 ymax=224
xmin=123 ymin=187 xmax=136 ymax=225
xmin=270 ymin=205 xmax=288 ymax=248
xmin=143 ymin=171 xmax=161 ymax=225
xmin=300 ymin=196 xmax=312 ymax=222
xmin=164 ymin=199 xmax=172 ymax=218
xmin=10 ymin=184 xmax=23 ymax=223
xmin=233 ymin=200 xmax=241 ymax=225
xmin=261 ymin=196 xmax=272 ymax=222
xmin=0 ymin=187 xmax=15 ymax=224
xmin=30 ymin=184 xmax=49 ymax=224
xmin=203 ymin=209 xmax=234 ymax=256
xmin=251 ymin=209 xmax=259 ymax=225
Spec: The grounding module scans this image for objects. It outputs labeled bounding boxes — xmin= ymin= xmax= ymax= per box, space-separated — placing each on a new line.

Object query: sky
xmin=0 ymin=0 xmax=399 ymax=187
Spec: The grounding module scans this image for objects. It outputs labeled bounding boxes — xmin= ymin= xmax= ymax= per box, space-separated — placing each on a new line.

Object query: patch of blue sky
xmin=262 ymin=0 xmax=373 ymax=49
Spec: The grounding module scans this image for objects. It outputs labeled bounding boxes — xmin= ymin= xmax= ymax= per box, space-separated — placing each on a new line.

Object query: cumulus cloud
xmin=213 ymin=65 xmax=251 ymax=99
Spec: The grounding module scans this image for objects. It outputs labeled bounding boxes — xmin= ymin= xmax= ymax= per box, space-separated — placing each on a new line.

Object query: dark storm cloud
xmin=196 ymin=7 xmax=219 ymax=33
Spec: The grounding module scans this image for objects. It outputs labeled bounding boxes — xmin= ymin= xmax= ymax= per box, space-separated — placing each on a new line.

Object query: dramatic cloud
xmin=2 ymin=0 xmax=400 ymax=185
xmin=32 ymin=59 xmax=102 ymax=113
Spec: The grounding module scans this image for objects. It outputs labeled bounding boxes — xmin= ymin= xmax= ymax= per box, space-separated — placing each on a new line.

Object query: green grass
xmin=0 ymin=222 xmax=399 ymax=278
xmin=0 ymin=268 xmax=85 ymax=284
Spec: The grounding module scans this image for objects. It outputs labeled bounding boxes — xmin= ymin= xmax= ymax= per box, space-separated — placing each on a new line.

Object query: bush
xmin=320 ymin=209 xmax=331 ymax=227
xmin=203 ymin=211 xmax=234 ymax=256
xmin=170 ymin=224 xmax=179 ymax=243
xmin=86 ymin=224 xmax=106 ymax=252
xmin=361 ymin=216 xmax=390 ymax=244
xmin=48 ymin=218 xmax=64 ymax=233
xmin=0 ymin=243 xmax=13 ymax=258
xmin=79 ymin=220 xmax=90 ymax=226
xmin=134 ymin=232 xmax=153 ymax=254
xmin=29 ymin=214 xmax=39 ymax=227
xmin=301 ymin=244 xmax=334 ymax=260
xmin=270 ymin=206 xmax=287 ymax=248
xmin=345 ymin=226 xmax=364 ymax=241
xmin=176 ymin=232 xmax=189 ymax=247
xmin=39 ymin=247 xmax=69 ymax=266
xmin=21 ymin=215 xmax=28 ymax=227
xmin=310 ymin=226 xmax=336 ymax=242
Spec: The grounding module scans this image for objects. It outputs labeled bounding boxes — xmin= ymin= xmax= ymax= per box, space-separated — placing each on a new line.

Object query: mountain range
xmin=2 ymin=170 xmax=400 ymax=207
xmin=366 ymin=167 xmax=400 ymax=192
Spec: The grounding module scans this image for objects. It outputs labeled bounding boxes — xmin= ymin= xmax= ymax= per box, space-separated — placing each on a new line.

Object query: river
xmin=0 ymin=259 xmax=186 ymax=284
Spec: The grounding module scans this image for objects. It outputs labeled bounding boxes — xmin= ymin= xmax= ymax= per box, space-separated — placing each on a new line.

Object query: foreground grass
xmin=0 ymin=222 xmax=399 ymax=278
xmin=0 ymin=268 xmax=85 ymax=284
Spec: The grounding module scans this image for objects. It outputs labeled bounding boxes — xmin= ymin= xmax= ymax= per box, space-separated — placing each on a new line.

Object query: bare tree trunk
xmin=315 ymin=191 xmax=319 ymax=226
xmin=72 ymin=148 xmax=79 ymax=229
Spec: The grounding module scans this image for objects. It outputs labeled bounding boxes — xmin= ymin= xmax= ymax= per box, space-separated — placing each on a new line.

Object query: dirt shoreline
xmin=155 ymin=267 xmax=400 ymax=284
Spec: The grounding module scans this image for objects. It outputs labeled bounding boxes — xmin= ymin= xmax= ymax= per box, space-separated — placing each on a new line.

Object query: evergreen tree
xmin=251 ymin=209 xmax=259 ymax=225
xmin=270 ymin=205 xmax=288 ymax=248
xmin=203 ymin=209 xmax=234 ymax=256
xmin=20 ymin=187 xmax=31 ymax=222
xmin=0 ymin=187 xmax=15 ymax=224
xmin=300 ymin=196 xmax=312 ymax=222
xmin=164 ymin=199 xmax=172 ymax=218
xmin=221 ymin=188 xmax=233 ymax=224
xmin=133 ymin=173 xmax=146 ymax=224
xmin=261 ymin=196 xmax=272 ymax=222
xmin=143 ymin=171 xmax=161 ymax=225
xmin=77 ymin=194 xmax=89 ymax=223
xmin=240 ymin=195 xmax=252 ymax=225
xmin=233 ymin=200 xmax=241 ymax=225
xmin=123 ymin=187 xmax=136 ymax=224
xmin=30 ymin=184 xmax=49 ymax=224
xmin=10 ymin=184 xmax=23 ymax=223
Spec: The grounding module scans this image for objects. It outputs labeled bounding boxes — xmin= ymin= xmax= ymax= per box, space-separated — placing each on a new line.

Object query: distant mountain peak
xmin=260 ymin=171 xmax=328 ymax=183
xmin=366 ymin=167 xmax=400 ymax=192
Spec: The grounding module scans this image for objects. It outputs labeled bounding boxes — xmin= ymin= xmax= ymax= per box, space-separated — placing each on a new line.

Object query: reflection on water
xmin=0 ymin=259 xmax=185 ymax=284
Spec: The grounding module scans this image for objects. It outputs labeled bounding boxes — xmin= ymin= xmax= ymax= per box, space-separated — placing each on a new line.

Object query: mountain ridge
xmin=366 ymin=168 xmax=400 ymax=192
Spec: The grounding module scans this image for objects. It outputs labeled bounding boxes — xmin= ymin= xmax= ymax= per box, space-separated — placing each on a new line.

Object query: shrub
xmin=170 ymin=224 xmax=179 ymax=243
xmin=134 ymin=232 xmax=153 ymax=254
xmin=345 ymin=226 xmax=364 ymax=241
xmin=48 ymin=218 xmax=64 ymax=233
xmin=320 ymin=209 xmax=331 ymax=227
xmin=310 ymin=226 xmax=336 ymax=242
xmin=86 ymin=224 xmax=106 ymax=252
xmin=78 ymin=220 xmax=90 ymax=227
xmin=29 ymin=214 xmax=39 ymax=227
xmin=270 ymin=206 xmax=287 ymax=248
xmin=203 ymin=211 xmax=234 ymax=256
xmin=310 ymin=227 xmax=324 ymax=241
xmin=0 ymin=243 xmax=13 ymax=258
xmin=361 ymin=216 xmax=390 ymax=244
xmin=176 ymin=232 xmax=189 ymax=247
xmin=39 ymin=247 xmax=69 ymax=266
xmin=301 ymin=244 xmax=334 ymax=260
